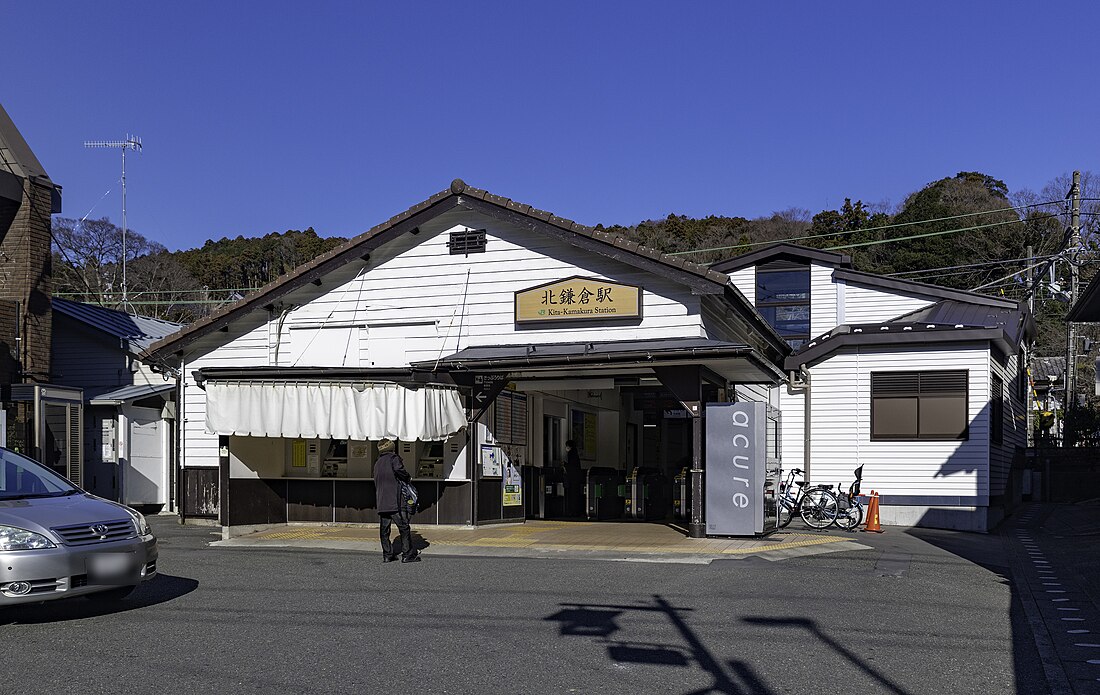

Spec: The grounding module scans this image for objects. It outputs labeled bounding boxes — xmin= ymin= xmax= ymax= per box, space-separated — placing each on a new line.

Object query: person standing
xmin=564 ymin=440 xmax=583 ymax=517
xmin=374 ymin=439 xmax=419 ymax=563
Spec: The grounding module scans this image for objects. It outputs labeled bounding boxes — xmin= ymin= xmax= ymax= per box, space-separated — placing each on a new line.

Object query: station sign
xmin=515 ymin=276 xmax=642 ymax=325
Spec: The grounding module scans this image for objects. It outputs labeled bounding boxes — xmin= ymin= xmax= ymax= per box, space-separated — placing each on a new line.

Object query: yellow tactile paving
xmin=246 ymin=521 xmax=854 ymax=557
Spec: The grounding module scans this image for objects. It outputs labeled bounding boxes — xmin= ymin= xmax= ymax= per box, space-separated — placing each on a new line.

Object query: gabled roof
xmin=145 ymin=179 xmax=789 ymax=361
xmin=53 ymin=298 xmax=182 ymax=354
xmin=0 ymin=103 xmax=51 ymax=182
xmin=0 ymin=102 xmax=61 ymax=211
xmin=785 ymin=298 xmax=1030 ymax=370
xmin=710 ymin=243 xmax=853 ymax=274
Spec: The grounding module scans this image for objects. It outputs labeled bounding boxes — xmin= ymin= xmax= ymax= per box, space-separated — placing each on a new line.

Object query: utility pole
xmin=84 ymin=135 xmax=142 ymax=310
xmin=1064 ymin=171 xmax=1082 ymax=444
xmin=1026 ymin=245 xmax=1034 ymax=446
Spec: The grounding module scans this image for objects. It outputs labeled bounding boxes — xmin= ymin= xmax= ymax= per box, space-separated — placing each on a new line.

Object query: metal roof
xmin=53 ymin=298 xmax=182 ymax=354
xmin=89 ymin=383 xmax=174 ymax=406
xmin=892 ymin=300 xmax=1033 ymax=343
xmin=785 ymin=299 xmax=1030 ymax=371
xmin=1067 ymin=273 xmax=1100 ymax=322
xmin=711 ymin=243 xmax=853 ymax=274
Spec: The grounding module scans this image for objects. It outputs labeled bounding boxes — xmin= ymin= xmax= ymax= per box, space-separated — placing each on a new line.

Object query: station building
xmin=143 ymin=180 xmax=790 ymax=536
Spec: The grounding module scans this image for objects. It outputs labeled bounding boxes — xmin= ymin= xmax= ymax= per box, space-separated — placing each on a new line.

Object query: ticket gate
xmin=585 ymin=466 xmax=625 ymax=520
xmin=672 ymin=467 xmax=690 ymax=520
xmin=624 ymin=467 xmax=668 ymax=520
xmin=539 ymin=466 xmax=567 ymax=519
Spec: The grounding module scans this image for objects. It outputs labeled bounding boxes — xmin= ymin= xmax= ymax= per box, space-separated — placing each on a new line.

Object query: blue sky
xmin=4 ymin=2 xmax=1096 ymax=251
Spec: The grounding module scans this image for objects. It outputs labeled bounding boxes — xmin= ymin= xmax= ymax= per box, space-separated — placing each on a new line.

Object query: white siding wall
xmin=265 ymin=219 xmax=706 ymax=369
xmin=726 ymin=267 xmax=755 ymax=304
xmin=807 ymin=344 xmax=990 ymax=503
xmin=842 ymin=283 xmax=934 ymax=324
xmin=809 ymin=264 xmax=837 ymax=337
xmin=777 ymin=386 xmax=805 ymax=472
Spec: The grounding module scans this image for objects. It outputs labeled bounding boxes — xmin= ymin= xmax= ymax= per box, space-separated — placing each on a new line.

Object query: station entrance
xmin=519 ymin=379 xmax=727 ymax=526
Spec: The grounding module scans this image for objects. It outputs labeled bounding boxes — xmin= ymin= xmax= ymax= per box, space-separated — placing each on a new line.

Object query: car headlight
xmin=124 ymin=508 xmax=151 ymax=536
xmin=0 ymin=525 xmax=56 ymax=551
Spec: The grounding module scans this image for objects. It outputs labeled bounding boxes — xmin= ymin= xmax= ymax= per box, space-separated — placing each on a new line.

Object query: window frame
xmin=755 ymin=261 xmax=811 ymax=349
xmin=870 ymin=370 xmax=970 ymax=442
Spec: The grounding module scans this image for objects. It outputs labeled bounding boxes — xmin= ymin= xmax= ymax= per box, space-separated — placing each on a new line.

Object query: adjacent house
xmin=714 ymin=243 xmax=1033 ymax=531
xmin=51 ymin=298 xmax=181 ymax=510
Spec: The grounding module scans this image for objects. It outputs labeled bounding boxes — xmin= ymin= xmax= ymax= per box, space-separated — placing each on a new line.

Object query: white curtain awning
xmin=204 ymin=381 xmax=467 ymax=442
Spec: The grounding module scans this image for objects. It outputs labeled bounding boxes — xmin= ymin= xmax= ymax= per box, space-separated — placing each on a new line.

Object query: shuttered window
xmin=871 ymin=370 xmax=968 ymax=440
xmin=991 ymin=373 xmax=1004 ymax=445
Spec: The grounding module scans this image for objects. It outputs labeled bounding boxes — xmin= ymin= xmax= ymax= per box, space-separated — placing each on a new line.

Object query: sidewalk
xmin=1002 ymin=502 xmax=1100 ymax=695
xmin=211 ymin=519 xmax=871 ymax=564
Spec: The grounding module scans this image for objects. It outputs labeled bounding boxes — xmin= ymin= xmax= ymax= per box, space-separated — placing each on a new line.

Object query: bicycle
xmin=830 ymin=466 xmax=864 ymax=531
xmin=777 ymin=468 xmax=839 ymax=529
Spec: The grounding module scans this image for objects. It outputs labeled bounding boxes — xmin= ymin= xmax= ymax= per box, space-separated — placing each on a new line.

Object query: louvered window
xmin=991 ymin=373 xmax=1004 ymax=445
xmin=447 ymin=229 xmax=486 ymax=255
xmin=871 ymin=370 xmax=968 ymax=440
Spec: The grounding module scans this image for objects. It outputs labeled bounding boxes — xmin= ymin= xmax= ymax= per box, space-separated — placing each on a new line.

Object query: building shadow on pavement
xmin=545 ymin=594 xmax=785 ymax=695
xmin=0 ymin=573 xmax=198 ymax=625
xmin=904 ymin=522 xmax=1048 ymax=693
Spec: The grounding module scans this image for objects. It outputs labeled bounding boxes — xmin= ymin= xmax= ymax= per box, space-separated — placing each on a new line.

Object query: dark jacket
xmin=374 ymin=452 xmax=411 ymax=513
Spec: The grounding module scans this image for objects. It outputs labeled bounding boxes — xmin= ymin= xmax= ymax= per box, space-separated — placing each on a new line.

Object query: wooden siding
xmin=809 ymin=264 xmax=837 ymax=337
xmin=842 ymin=282 xmax=934 ymax=325
xmin=51 ymin=315 xmax=128 ymax=390
xmin=726 ymin=267 xmax=755 ymax=305
xmin=806 ymin=344 xmax=990 ymax=501
xmin=990 ymin=352 xmax=1026 ymax=497
xmin=262 ymin=218 xmax=709 ymax=368
xmin=177 ymin=212 xmax=720 ymax=466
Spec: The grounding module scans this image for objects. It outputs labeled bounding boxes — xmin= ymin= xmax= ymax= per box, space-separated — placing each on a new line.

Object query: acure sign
xmin=515 ymin=276 xmax=642 ymax=324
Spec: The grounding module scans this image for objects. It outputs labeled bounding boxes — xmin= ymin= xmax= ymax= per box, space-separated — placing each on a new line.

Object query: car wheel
xmin=85 ymin=586 xmax=136 ymax=602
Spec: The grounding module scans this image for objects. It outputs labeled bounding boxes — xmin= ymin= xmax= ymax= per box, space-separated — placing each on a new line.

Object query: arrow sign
xmin=469 ymin=373 xmax=509 ymax=417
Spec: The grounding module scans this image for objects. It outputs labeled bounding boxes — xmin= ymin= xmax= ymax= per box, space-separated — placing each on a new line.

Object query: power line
xmin=666 ymin=199 xmax=1063 ymax=256
xmin=886 ymin=254 xmax=1057 ymax=277
xmin=825 ymin=212 xmax=1061 ymax=251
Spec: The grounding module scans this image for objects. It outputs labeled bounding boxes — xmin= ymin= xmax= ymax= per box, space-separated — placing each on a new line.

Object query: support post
xmin=690 ymin=412 xmax=704 ymax=538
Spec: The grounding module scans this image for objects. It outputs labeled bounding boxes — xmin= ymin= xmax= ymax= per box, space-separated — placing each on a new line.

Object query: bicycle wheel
xmin=800 ymin=488 xmax=839 ymax=529
xmin=835 ymin=502 xmax=863 ymax=531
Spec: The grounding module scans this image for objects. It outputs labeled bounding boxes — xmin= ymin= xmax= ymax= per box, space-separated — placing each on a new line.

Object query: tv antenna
xmin=84 ymin=135 xmax=142 ymax=309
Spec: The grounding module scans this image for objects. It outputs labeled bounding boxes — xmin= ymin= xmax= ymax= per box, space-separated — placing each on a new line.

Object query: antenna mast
xmin=84 ymin=135 xmax=142 ymax=309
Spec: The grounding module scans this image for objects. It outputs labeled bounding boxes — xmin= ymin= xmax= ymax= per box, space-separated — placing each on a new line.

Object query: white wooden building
xmin=714 ymin=244 xmax=1032 ymax=531
xmin=143 ymin=180 xmax=789 ymax=535
xmin=51 ymin=299 xmax=182 ymax=510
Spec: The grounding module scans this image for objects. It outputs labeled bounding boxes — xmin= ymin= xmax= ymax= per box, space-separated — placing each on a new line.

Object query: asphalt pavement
xmin=1 ymin=509 xmax=1083 ymax=694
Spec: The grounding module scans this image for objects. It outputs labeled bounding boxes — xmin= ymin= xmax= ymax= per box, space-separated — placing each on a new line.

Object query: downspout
xmin=787 ymin=366 xmax=811 ymax=481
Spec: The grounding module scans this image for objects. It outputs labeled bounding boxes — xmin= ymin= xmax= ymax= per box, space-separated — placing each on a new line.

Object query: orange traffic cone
xmin=863 ymin=490 xmax=883 ymax=533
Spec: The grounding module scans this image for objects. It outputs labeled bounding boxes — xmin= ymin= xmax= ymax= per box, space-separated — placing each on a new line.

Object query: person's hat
xmin=377 ymin=439 xmax=395 ymax=453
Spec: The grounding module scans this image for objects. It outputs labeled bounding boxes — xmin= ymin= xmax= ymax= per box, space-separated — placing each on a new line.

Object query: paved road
xmin=1 ymin=514 xmax=1059 ymax=694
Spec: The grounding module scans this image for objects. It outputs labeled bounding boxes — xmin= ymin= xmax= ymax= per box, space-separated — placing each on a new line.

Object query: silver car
xmin=0 ymin=446 xmax=157 ymax=606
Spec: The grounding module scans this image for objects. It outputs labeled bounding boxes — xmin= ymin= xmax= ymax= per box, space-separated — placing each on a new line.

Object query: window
xmin=871 ymin=370 xmax=968 ymax=440
xmin=756 ymin=262 xmax=810 ymax=349
xmin=991 ymin=373 xmax=1004 ymax=445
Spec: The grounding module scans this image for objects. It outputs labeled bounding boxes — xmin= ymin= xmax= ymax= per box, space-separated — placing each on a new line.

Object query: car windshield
xmin=0 ymin=448 xmax=80 ymax=500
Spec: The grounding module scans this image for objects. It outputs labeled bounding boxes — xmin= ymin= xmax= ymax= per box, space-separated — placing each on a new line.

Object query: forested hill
xmin=51 ymin=170 xmax=1096 ymax=354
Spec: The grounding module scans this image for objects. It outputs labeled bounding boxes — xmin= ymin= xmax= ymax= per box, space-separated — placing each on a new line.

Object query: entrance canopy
xmin=202 ymin=379 xmax=466 ymax=442
xmin=420 ymin=337 xmax=785 ymax=384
